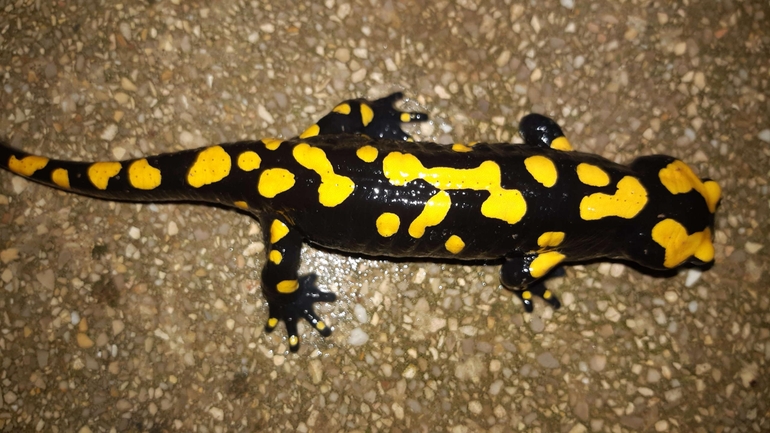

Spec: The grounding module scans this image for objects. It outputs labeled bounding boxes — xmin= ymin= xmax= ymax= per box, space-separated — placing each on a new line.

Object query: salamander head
xmin=624 ymin=155 xmax=721 ymax=270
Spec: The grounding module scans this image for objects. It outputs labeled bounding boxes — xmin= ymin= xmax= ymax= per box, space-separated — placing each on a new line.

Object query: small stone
xmin=530 ymin=68 xmax=543 ymax=82
xmin=574 ymin=55 xmax=585 ymax=68
xmin=530 ymin=16 xmax=541 ymax=33
xmin=348 ymin=328 xmax=369 ymax=346
xmin=664 ymin=387 xmax=682 ymax=402
xmin=116 ymin=399 xmax=132 ymax=411
xmin=496 ymin=50 xmax=511 ymax=67
xmin=179 ymin=131 xmax=194 ymax=146
xmin=76 ymin=333 xmax=94 ymax=349
xmin=568 ymin=423 xmax=587 ymax=433
xmin=693 ymin=72 xmax=706 ymax=90
xmin=350 ymin=68 xmax=367 ymax=83
xmin=308 ymin=359 xmax=323 ymax=384
xmin=685 ymin=268 xmax=702 ymax=287
xmin=100 ymin=124 xmax=118 ymax=141
xmin=745 ymin=242 xmax=763 ymax=254
xmin=758 ymin=129 xmax=770 ymax=143
xmin=120 ymin=77 xmax=137 ymax=92
xmin=604 ymin=307 xmax=621 ymax=322
xmin=434 ymin=84 xmax=451 ymax=99
xmin=353 ymin=304 xmax=368 ymax=324
xmin=537 ymin=352 xmax=560 ymax=369
xmin=257 ymin=105 xmax=274 ymax=124
xmin=113 ymin=92 xmax=130 ymax=104
xmin=167 ymin=221 xmax=179 ymax=236
xmin=78 ymin=427 xmax=93 ymax=433
xmin=673 ymin=42 xmax=687 ymax=56
xmin=4 ymin=391 xmax=17 ymax=404
xmin=468 ymin=400 xmax=483 ymax=414
xmin=208 ymin=406 xmax=224 ymax=421
xmin=112 ymin=320 xmax=125 ymax=335
xmin=590 ymin=354 xmax=607 ymax=371
xmin=560 ymin=0 xmax=575 ymax=10
xmin=128 ymin=227 xmax=141 ymax=240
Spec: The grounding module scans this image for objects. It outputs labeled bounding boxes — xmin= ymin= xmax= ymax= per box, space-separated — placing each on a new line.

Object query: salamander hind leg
xmin=300 ymin=92 xmax=428 ymax=141
xmin=518 ymin=113 xmax=573 ymax=151
xmin=261 ymin=217 xmax=336 ymax=352
xmin=501 ymin=254 xmax=563 ymax=312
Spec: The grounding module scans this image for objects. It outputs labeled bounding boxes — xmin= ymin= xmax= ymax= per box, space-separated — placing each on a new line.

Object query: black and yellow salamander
xmin=0 ymin=93 xmax=721 ymax=352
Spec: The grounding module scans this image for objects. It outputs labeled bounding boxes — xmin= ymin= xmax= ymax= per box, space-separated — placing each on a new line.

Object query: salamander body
xmin=0 ymin=93 xmax=721 ymax=351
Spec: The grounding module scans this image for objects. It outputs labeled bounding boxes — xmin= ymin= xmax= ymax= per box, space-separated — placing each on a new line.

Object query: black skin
xmin=0 ymin=92 xmax=718 ymax=352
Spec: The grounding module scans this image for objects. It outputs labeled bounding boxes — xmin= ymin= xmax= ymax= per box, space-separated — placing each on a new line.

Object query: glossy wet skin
xmin=0 ymin=93 xmax=720 ymax=352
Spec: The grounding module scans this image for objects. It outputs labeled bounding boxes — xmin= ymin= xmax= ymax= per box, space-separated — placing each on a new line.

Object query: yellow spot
xmin=524 ymin=155 xmax=557 ymax=188
xmin=269 ymin=250 xmax=282 ymax=264
xmin=529 ymin=251 xmax=566 ymax=279
xmin=187 ymin=146 xmax=231 ymax=188
xmin=237 ymin=151 xmax=261 ymax=171
xmin=88 ymin=162 xmax=122 ymax=190
xmin=652 ymin=219 xmax=714 ymax=268
xmin=292 ymin=143 xmax=354 ymax=207
xmin=659 ymin=160 xmax=721 ymax=213
xmin=382 ymin=152 xmax=527 ymax=225
xmin=316 ymin=321 xmax=326 ymax=331
xmin=258 ymin=168 xmax=295 ymax=198
xmin=522 ymin=291 xmax=532 ymax=300
xmin=580 ymin=176 xmax=648 ymax=220
xmin=703 ymin=181 xmax=721 ymax=213
xmin=576 ymin=163 xmax=610 ymax=187
xmin=537 ymin=232 xmax=565 ymax=249
xmin=445 ymin=235 xmax=465 ymax=254
xmin=289 ymin=335 xmax=299 ymax=347
xmin=267 ymin=318 xmax=278 ymax=328
xmin=360 ymin=103 xmax=374 ymax=127
xmin=408 ymin=191 xmax=452 ymax=238
xmin=277 ymin=279 xmax=299 ymax=294
xmin=270 ymin=220 xmax=290 ymax=244
xmin=8 ymin=155 xmax=48 ymax=176
xmin=400 ymin=112 xmax=411 ymax=123
xmin=356 ymin=145 xmax=379 ymax=163
xmin=234 ymin=201 xmax=248 ymax=209
xmin=299 ymin=124 xmax=320 ymax=139
xmin=550 ymin=136 xmax=573 ymax=151
xmin=333 ymin=103 xmax=351 ymax=115
xmin=452 ymin=144 xmax=473 ymax=153
xmin=128 ymin=158 xmax=162 ymax=190
xmin=263 ymin=138 xmax=282 ymax=151
xmin=51 ymin=168 xmax=70 ymax=189
xmin=376 ymin=212 xmax=400 ymax=237
xmin=543 ymin=290 xmax=553 ymax=300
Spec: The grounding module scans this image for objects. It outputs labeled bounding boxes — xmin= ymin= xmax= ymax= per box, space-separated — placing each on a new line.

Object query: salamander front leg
xmin=261 ymin=217 xmax=336 ymax=352
xmin=500 ymin=253 xmax=563 ymax=312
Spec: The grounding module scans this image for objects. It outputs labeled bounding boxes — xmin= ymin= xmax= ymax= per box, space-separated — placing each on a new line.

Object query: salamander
xmin=0 ymin=92 xmax=721 ymax=352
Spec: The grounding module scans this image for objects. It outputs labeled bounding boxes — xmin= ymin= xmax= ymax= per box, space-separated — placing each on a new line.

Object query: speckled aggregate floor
xmin=0 ymin=1 xmax=768 ymax=432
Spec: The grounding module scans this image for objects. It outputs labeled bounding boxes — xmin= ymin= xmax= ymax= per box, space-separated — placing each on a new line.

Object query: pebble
xmin=76 ymin=333 xmax=95 ymax=349
xmin=308 ymin=359 xmax=323 ymax=384
xmin=353 ymin=304 xmax=368 ymax=323
xmin=560 ymin=0 xmax=575 ymax=10
xmin=655 ymin=420 xmax=669 ymax=431
xmin=208 ymin=407 xmax=224 ymax=421
xmin=536 ymin=351 xmax=560 ymax=369
xmin=257 ymin=105 xmax=274 ymax=124
xmin=685 ymin=268 xmax=702 ymax=287
xmin=128 ymin=226 xmax=141 ymax=239
xmin=590 ymin=354 xmax=607 ymax=371
xmin=744 ymin=241 xmax=763 ymax=254
xmin=758 ymin=129 xmax=770 ymax=143
xmin=100 ymin=124 xmax=118 ymax=141
xmin=348 ymin=328 xmax=369 ymax=346
xmin=120 ymin=77 xmax=137 ymax=91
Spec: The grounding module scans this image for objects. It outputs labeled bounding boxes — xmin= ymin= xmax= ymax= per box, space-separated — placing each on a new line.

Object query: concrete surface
xmin=0 ymin=0 xmax=768 ymax=432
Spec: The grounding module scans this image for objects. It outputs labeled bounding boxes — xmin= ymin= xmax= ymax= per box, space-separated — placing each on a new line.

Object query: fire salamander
xmin=0 ymin=93 xmax=721 ymax=352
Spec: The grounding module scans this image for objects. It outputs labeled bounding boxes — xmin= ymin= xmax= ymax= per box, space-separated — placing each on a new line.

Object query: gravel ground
xmin=1 ymin=1 xmax=768 ymax=432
